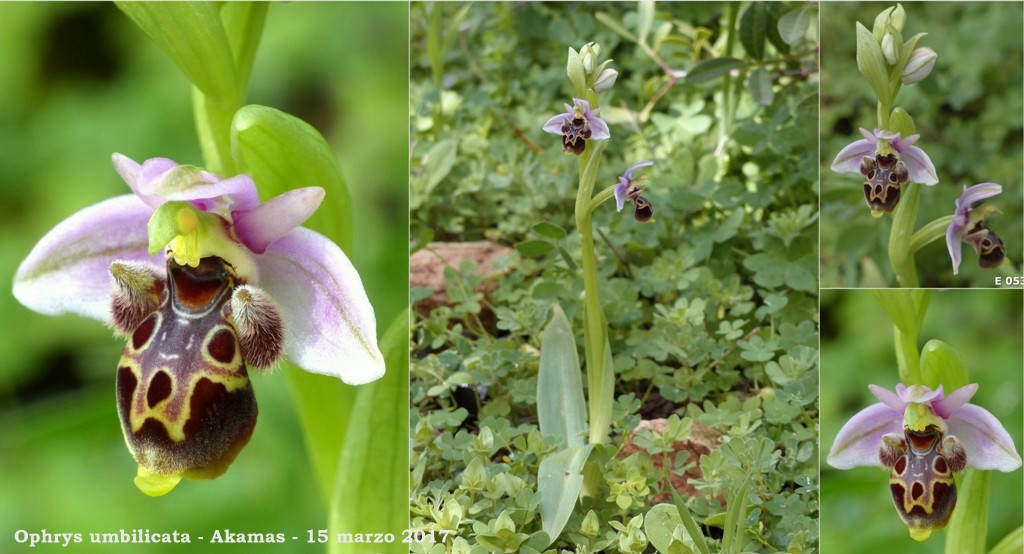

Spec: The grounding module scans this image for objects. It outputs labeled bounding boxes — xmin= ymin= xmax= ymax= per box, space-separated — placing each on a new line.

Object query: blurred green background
xmin=820 ymin=2 xmax=1023 ymax=287
xmin=0 ymin=3 xmax=407 ymax=552
xmin=820 ymin=289 xmax=1023 ymax=552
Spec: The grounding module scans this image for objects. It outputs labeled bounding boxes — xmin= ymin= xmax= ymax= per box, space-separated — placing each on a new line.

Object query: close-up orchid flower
xmin=542 ymin=97 xmax=610 ymax=155
xmin=828 ymin=382 xmax=1020 ymax=541
xmin=831 ymin=128 xmax=937 ymax=215
xmin=946 ymin=183 xmax=1006 ymax=275
xmin=12 ymin=154 xmax=384 ymax=496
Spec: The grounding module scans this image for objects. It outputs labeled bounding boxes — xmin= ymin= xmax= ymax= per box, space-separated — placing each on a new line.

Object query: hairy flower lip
xmin=946 ymin=183 xmax=1002 ymax=275
xmin=13 ymin=154 xmax=384 ymax=386
xmin=831 ymin=128 xmax=938 ymax=186
xmin=828 ymin=382 xmax=1021 ymax=472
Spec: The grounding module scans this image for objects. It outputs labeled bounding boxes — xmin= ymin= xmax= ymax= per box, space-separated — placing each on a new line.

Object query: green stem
xmin=888 ymin=182 xmax=921 ymax=287
xmin=893 ymin=326 xmax=921 ymax=385
xmin=588 ymin=184 xmax=618 ymax=214
xmin=909 ymin=215 xmax=954 ymax=255
xmin=717 ymin=4 xmax=740 ymax=151
xmin=192 ymin=87 xmax=241 ymax=176
xmin=575 ymin=141 xmax=610 ymax=446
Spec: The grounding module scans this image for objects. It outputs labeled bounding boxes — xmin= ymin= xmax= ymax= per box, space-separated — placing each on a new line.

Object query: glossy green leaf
xmin=919 ymin=339 xmax=969 ymax=392
xmin=231 ymin=104 xmax=352 ymax=251
xmin=538 ymin=444 xmax=594 ymax=547
xmin=537 ymin=304 xmax=587 ymax=447
xmin=116 ymin=2 xmax=238 ymax=101
xmin=739 ymin=3 xmax=769 ymax=61
xmin=418 ymin=139 xmax=458 ymax=200
xmin=686 ymin=57 xmax=744 ymax=83
xmin=945 ymin=469 xmax=989 ymax=553
xmin=587 ymin=333 xmax=614 ymax=445
xmin=855 ymin=22 xmax=891 ymax=108
xmin=330 ymin=309 xmax=408 ymax=554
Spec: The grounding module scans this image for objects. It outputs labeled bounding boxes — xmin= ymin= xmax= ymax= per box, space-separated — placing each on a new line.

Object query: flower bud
xmin=581 ymin=510 xmax=600 ymax=538
xmin=594 ymin=68 xmax=618 ymax=92
xmin=901 ymin=47 xmax=937 ymax=85
xmin=881 ymin=33 xmax=898 ymax=65
xmin=566 ymin=47 xmax=587 ymax=94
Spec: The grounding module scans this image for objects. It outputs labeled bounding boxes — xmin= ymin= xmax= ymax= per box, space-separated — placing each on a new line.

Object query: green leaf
xmin=516 ymin=239 xmax=556 ymax=258
xmin=889 ymin=107 xmax=916 ymax=137
xmin=532 ymin=221 xmax=568 ymax=240
xmin=669 ymin=486 xmax=710 ymax=554
xmin=538 ymin=445 xmax=595 ymax=547
xmin=686 ymin=57 xmax=744 ymax=84
xmin=637 ymin=0 xmax=655 ymax=45
xmin=116 ymin=2 xmax=238 ymax=101
xmin=777 ymin=8 xmax=811 ymax=45
xmin=220 ymin=2 xmax=268 ymax=90
xmin=587 ymin=334 xmax=615 ymax=445
xmin=919 ymin=340 xmax=969 ymax=392
xmin=739 ymin=3 xmax=769 ymax=61
xmin=537 ymin=304 xmax=587 ymax=447
xmin=285 ymin=365 xmax=356 ymax=504
xmin=855 ymin=22 xmax=891 ymax=108
xmin=723 ymin=471 xmax=752 ymax=553
xmin=989 ymin=526 xmax=1024 ymax=554
xmin=747 ymin=68 xmax=773 ymax=106
xmin=646 ymin=504 xmax=694 ymax=554
xmin=329 ymin=310 xmax=408 ymax=554
xmin=944 ymin=469 xmax=989 ymax=551
xmin=230 ymin=104 xmax=352 ymax=251
xmin=418 ymin=139 xmax=458 ymax=200
xmin=869 ymin=290 xmax=918 ymax=335
xmin=713 ymin=209 xmax=745 ymax=243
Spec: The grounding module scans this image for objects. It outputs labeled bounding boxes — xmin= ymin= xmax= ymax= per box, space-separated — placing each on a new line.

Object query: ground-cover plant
xmin=1 ymin=3 xmax=407 ymax=551
xmin=820 ymin=3 xmax=1023 ymax=288
xmin=821 ymin=290 xmax=1023 ymax=553
xmin=411 ymin=2 xmax=819 ymax=552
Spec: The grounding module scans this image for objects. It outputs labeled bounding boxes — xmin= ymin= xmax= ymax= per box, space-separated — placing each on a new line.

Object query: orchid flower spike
xmin=542 ymin=98 xmax=610 ymax=155
xmin=828 ymin=383 xmax=1021 ymax=541
xmin=613 ymin=161 xmax=654 ymax=222
xmin=946 ymin=183 xmax=1005 ymax=275
xmin=831 ymin=128 xmax=938 ymax=216
xmin=13 ymin=154 xmax=384 ymax=496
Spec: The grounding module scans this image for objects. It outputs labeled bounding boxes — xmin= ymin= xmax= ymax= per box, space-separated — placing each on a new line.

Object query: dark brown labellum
xmin=880 ymin=426 xmax=963 ymax=537
xmin=633 ymin=196 xmax=653 ymax=222
xmin=965 ymin=223 xmax=1006 ymax=269
xmin=116 ymin=256 xmax=257 ymax=481
xmin=560 ymin=115 xmax=590 ymax=155
xmin=862 ymin=154 xmax=906 ymax=213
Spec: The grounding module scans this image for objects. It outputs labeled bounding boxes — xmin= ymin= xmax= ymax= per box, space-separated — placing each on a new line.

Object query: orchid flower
xmin=831 ymin=128 xmax=938 ymax=215
xmin=946 ymin=183 xmax=1005 ymax=274
xmin=613 ymin=161 xmax=654 ymax=222
xmin=13 ymin=154 xmax=384 ymax=495
xmin=542 ymin=98 xmax=610 ymax=155
xmin=828 ymin=383 xmax=1020 ymax=540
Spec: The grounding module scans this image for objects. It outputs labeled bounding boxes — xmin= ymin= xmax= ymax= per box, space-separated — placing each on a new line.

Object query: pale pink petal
xmin=827 ymin=403 xmax=903 ymax=469
xmin=588 ymin=117 xmax=611 ymax=140
xmin=543 ymin=113 xmax=568 ymax=135
xmin=946 ymin=404 xmax=1022 ymax=471
xmin=957 ymin=183 xmax=1002 ymax=208
xmin=830 ymin=139 xmax=875 ymax=174
xmin=255 ymin=227 xmax=384 ymax=385
xmin=899 ymin=145 xmax=938 ymax=185
xmin=947 ymin=220 xmax=963 ymax=275
xmin=233 ymin=188 xmax=325 ymax=254
xmin=897 ymin=383 xmax=943 ymax=404
xmin=13 ymin=195 xmax=159 ymax=323
xmin=932 ymin=384 xmax=978 ymax=418
xmin=868 ymin=384 xmax=906 ymax=411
